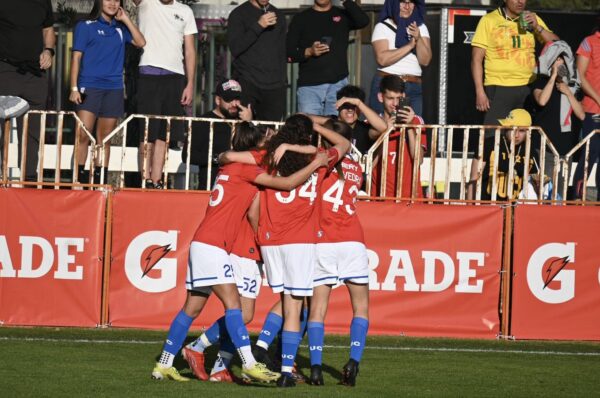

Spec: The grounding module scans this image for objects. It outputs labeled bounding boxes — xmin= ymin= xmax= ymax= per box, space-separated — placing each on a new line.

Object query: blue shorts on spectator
xmin=76 ymin=88 xmax=124 ymax=118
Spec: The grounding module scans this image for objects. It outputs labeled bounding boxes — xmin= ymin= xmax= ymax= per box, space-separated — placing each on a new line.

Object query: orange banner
xmin=108 ymin=192 xmax=503 ymax=338
xmin=0 ymin=188 xmax=105 ymax=326
xmin=511 ymin=205 xmax=600 ymax=340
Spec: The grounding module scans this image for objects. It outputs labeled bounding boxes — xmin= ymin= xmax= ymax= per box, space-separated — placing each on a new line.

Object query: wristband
xmin=71 ymin=86 xmax=79 ymax=92
xmin=536 ymin=26 xmax=544 ymax=34
xmin=44 ymin=47 xmax=55 ymax=57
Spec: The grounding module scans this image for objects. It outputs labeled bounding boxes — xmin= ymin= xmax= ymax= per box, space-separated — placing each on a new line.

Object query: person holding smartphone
xmin=287 ymin=0 xmax=368 ymax=116
xmin=69 ymin=0 xmax=145 ymax=185
xmin=369 ymin=75 xmax=426 ymax=198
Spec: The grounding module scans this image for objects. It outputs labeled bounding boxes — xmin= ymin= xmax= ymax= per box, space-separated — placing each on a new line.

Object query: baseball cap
xmin=498 ymin=109 xmax=532 ymax=127
xmin=215 ymin=79 xmax=242 ymax=102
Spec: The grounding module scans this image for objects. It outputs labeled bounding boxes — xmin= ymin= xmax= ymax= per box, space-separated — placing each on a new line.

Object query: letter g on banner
xmin=125 ymin=230 xmax=178 ymax=293
xmin=527 ymin=242 xmax=575 ymax=304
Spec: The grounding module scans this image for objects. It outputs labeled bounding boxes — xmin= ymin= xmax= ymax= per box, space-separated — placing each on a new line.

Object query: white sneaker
xmin=0 ymin=96 xmax=30 ymax=119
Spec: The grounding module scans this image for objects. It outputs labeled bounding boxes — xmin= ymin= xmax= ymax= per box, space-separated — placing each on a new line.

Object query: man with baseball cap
xmin=182 ymin=79 xmax=252 ymax=190
xmin=468 ymin=108 xmax=539 ymax=201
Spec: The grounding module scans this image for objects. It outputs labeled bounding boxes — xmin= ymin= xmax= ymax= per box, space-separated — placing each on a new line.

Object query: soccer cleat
xmin=209 ymin=368 xmax=235 ymax=383
xmin=276 ymin=372 xmax=297 ymax=388
xmin=291 ymin=364 xmax=306 ymax=383
xmin=341 ymin=359 xmax=359 ymax=387
xmin=182 ymin=347 xmax=209 ymax=381
xmin=241 ymin=362 xmax=280 ymax=383
xmin=151 ymin=364 xmax=190 ymax=382
xmin=252 ymin=345 xmax=278 ymax=372
xmin=309 ymin=365 xmax=324 ymax=386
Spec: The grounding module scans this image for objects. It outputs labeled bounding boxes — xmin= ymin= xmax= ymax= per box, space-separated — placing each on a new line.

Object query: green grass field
xmin=0 ymin=327 xmax=599 ymax=397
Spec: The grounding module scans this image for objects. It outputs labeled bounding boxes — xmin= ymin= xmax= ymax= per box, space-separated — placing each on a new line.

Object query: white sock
xmin=187 ymin=334 xmax=210 ymax=353
xmin=256 ymin=340 xmax=269 ymax=350
xmin=158 ymin=351 xmax=174 ymax=368
xmin=238 ymin=346 xmax=256 ymax=369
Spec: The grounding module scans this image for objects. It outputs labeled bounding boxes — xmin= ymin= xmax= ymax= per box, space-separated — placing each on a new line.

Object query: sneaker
xmin=341 ymin=359 xmax=359 ymax=387
xmin=241 ymin=362 xmax=280 ymax=383
xmin=144 ymin=179 xmax=155 ymax=189
xmin=154 ymin=180 xmax=165 ymax=189
xmin=276 ymin=372 xmax=296 ymax=388
xmin=151 ymin=364 xmax=190 ymax=382
xmin=309 ymin=364 xmax=324 ymax=386
xmin=182 ymin=347 xmax=209 ymax=381
xmin=252 ymin=345 xmax=277 ymax=372
xmin=0 ymin=96 xmax=29 ymax=119
xmin=209 ymin=368 xmax=235 ymax=383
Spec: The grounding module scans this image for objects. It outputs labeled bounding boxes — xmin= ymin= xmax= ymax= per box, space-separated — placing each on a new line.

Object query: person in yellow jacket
xmin=471 ymin=0 xmax=558 ymax=129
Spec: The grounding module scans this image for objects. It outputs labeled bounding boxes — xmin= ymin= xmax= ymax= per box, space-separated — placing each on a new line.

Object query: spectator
xmin=471 ymin=0 xmax=558 ymax=130
xmin=572 ymin=17 xmax=600 ymax=200
xmin=530 ymin=40 xmax=584 ymax=198
xmin=369 ymin=75 xmax=426 ymax=198
xmin=310 ymin=85 xmax=387 ymax=156
xmin=69 ymin=0 xmax=145 ymax=185
xmin=467 ymin=109 xmax=539 ymax=201
xmin=227 ymin=0 xmax=287 ymax=121
xmin=182 ymin=79 xmax=252 ymax=190
xmin=0 ymin=0 xmax=55 ymax=182
xmin=370 ymin=0 xmax=431 ymax=116
xmin=287 ymin=0 xmax=368 ymax=116
xmin=133 ymin=0 xmax=197 ymax=189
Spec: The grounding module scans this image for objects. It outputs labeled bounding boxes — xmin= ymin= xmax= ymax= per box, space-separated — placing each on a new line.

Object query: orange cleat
xmin=209 ymin=368 xmax=235 ymax=383
xmin=182 ymin=347 xmax=209 ymax=381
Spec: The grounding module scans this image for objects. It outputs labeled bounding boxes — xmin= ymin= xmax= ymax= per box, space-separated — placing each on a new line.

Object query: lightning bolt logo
xmin=543 ymin=256 xmax=570 ymax=289
xmin=142 ymin=244 xmax=172 ymax=278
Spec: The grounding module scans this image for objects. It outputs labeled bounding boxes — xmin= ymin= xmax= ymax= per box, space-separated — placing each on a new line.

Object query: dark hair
xmin=231 ymin=122 xmax=264 ymax=151
xmin=262 ymin=114 xmax=314 ymax=177
xmin=336 ymin=85 xmax=366 ymax=102
xmin=379 ymin=75 xmax=406 ymax=94
xmin=323 ymin=119 xmax=351 ymax=180
xmin=88 ymin=0 xmax=123 ymax=20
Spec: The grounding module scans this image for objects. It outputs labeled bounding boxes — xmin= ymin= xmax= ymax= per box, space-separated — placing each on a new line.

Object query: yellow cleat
xmin=241 ymin=362 xmax=280 ymax=383
xmin=151 ymin=363 xmax=190 ymax=382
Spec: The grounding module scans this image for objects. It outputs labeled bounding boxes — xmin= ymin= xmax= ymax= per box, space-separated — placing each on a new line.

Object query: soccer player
xmin=182 ymin=217 xmax=263 ymax=383
xmin=256 ymin=115 xmax=350 ymax=387
xmin=151 ymin=122 xmax=329 ymax=383
xmin=307 ymin=119 xmax=369 ymax=387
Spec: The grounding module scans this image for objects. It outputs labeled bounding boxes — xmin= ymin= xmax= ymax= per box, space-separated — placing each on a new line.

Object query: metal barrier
xmin=364 ymin=124 xmax=563 ymax=202
xmin=563 ymin=129 xmax=600 ymax=202
xmin=3 ymin=112 xmax=598 ymax=204
xmin=1 ymin=110 xmax=94 ymax=188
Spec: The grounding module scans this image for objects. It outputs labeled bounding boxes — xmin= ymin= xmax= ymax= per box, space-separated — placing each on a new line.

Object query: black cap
xmin=215 ymin=79 xmax=242 ymax=102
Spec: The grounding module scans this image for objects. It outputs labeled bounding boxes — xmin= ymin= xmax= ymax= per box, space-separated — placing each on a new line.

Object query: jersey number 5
xmin=209 ymin=175 xmax=230 ymax=207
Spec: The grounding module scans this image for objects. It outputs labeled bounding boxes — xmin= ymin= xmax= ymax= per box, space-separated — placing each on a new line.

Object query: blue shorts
xmin=76 ymin=87 xmax=124 ymax=118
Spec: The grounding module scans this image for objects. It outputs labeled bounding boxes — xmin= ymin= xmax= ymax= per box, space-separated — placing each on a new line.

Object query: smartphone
xmin=80 ymin=91 xmax=87 ymax=102
xmin=320 ymin=36 xmax=332 ymax=46
xmin=395 ymin=97 xmax=411 ymax=123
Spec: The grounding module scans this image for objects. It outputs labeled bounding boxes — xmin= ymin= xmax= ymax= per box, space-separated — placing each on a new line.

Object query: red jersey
xmin=258 ymin=147 xmax=339 ymax=246
xmin=371 ymin=116 xmax=426 ymax=198
xmin=192 ymin=162 xmax=264 ymax=251
xmin=577 ymin=32 xmax=600 ymax=114
xmin=318 ymin=154 xmax=365 ymax=243
xmin=231 ymin=218 xmax=261 ymax=261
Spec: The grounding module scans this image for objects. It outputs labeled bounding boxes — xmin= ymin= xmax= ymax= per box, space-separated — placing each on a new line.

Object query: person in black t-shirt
xmin=0 ymin=0 xmax=55 ymax=182
xmin=530 ymin=55 xmax=584 ymax=197
xmin=182 ymin=79 xmax=252 ymax=190
xmin=287 ymin=0 xmax=368 ymax=116
xmin=227 ymin=0 xmax=287 ymax=121
xmin=468 ymin=109 xmax=539 ymax=201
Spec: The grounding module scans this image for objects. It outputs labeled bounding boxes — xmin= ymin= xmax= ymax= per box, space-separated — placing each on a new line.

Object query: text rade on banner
xmin=0 ymin=189 xmax=106 ymax=327
xmin=512 ymin=206 xmax=600 ymax=340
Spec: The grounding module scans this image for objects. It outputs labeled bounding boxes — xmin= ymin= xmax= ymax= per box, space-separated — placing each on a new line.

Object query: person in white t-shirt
xmin=132 ymin=0 xmax=197 ymax=189
xmin=369 ymin=0 xmax=431 ymax=117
